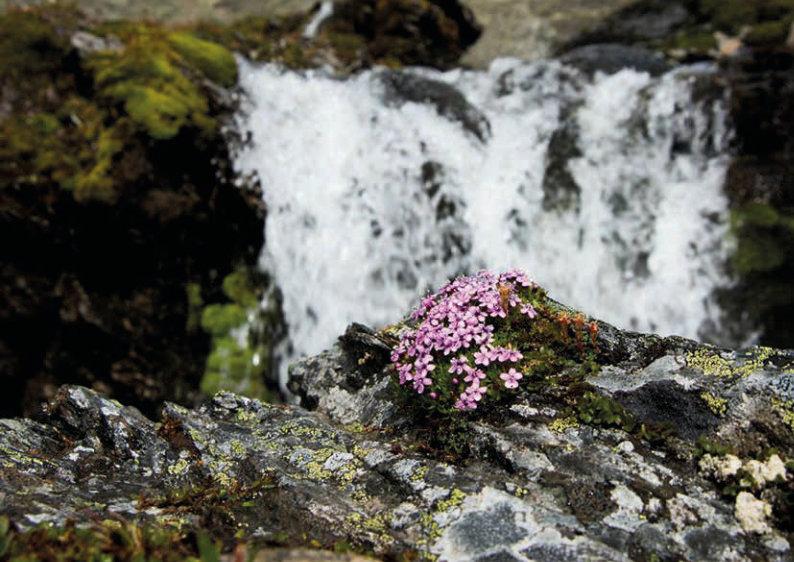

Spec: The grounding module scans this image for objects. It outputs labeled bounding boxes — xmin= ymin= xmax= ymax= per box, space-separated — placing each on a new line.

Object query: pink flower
xmin=474 ymin=348 xmax=492 ymax=366
xmin=499 ymin=368 xmax=523 ymax=389
xmin=449 ymin=356 xmax=468 ymax=374
xmin=463 ymin=368 xmax=486 ymax=384
xmin=413 ymin=376 xmax=432 ymax=393
xmin=392 ymin=269 xmax=537 ymax=409
xmin=521 ymin=303 xmax=538 ymax=319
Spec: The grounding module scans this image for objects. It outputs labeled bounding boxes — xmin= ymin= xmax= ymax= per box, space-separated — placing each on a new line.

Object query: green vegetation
xmin=197 ymin=267 xmax=282 ymax=402
xmin=731 ymin=203 xmax=794 ymax=275
xmin=577 ymin=391 xmax=632 ymax=429
xmin=0 ymin=516 xmax=221 ymax=562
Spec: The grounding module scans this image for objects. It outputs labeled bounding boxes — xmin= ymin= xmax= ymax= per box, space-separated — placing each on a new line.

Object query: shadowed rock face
xmin=1 ymin=318 xmax=793 ymax=560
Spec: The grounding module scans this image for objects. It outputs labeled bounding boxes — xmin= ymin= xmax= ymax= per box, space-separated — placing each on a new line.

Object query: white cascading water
xmin=233 ymin=58 xmax=733 ymax=381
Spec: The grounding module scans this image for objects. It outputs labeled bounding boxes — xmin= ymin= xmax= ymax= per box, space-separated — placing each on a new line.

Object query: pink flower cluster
xmin=391 ymin=270 xmax=538 ymax=411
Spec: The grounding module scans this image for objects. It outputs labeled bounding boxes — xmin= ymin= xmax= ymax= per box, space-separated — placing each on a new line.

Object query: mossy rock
xmin=0 ymin=7 xmax=71 ymax=79
xmin=699 ymin=0 xmax=758 ymax=34
xmin=695 ymin=0 xmax=794 ymax=47
xmin=87 ymin=24 xmax=229 ymax=140
xmin=0 ymin=6 xmax=239 ymax=202
xmin=167 ymin=30 xmax=238 ymax=87
xmin=745 ymin=17 xmax=794 ymax=47
xmin=731 ymin=203 xmax=794 ymax=275
xmin=667 ymin=29 xmax=717 ymax=53
xmin=733 ymin=230 xmax=788 ymax=274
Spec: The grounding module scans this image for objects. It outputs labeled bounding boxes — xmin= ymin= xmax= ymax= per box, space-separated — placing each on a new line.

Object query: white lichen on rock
xmin=742 ymin=454 xmax=788 ymax=489
xmin=699 ymin=453 xmax=742 ymax=481
xmin=735 ymin=491 xmax=773 ymax=534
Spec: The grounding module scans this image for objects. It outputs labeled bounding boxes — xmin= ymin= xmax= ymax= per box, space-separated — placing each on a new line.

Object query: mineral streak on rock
xmin=1 ymin=319 xmax=793 ymax=560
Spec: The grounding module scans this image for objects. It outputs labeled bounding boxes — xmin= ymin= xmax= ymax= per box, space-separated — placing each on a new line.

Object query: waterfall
xmin=233 ymin=57 xmax=733 ymax=382
xmin=303 ymin=1 xmax=334 ymax=39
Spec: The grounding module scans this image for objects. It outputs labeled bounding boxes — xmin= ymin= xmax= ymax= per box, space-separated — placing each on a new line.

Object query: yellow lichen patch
xmin=549 ymin=416 xmax=579 ymax=433
xmin=435 ymin=488 xmax=466 ymax=512
xmin=344 ymin=511 xmax=394 ymax=547
xmin=279 ymin=420 xmax=335 ymax=441
xmin=411 ymin=465 xmax=430 ymax=482
xmin=229 ymin=440 xmax=246 ymax=457
xmin=344 ymin=422 xmax=366 ymax=433
xmin=772 ymin=398 xmax=794 ymax=431
xmin=352 ymin=445 xmax=370 ymax=460
xmin=418 ymin=512 xmax=442 ymax=543
xmin=167 ymin=457 xmax=191 ymax=476
xmin=686 ymin=349 xmax=734 ymax=377
xmin=686 ymin=347 xmax=775 ymax=379
xmin=304 ymin=448 xmax=335 ymax=481
xmin=700 ymin=392 xmax=728 ymax=416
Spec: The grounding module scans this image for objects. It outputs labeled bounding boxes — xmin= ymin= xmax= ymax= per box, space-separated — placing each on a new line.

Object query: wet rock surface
xmin=377 ymin=70 xmax=491 ymax=142
xmin=2 ymin=321 xmax=793 ymax=561
xmin=560 ymin=43 xmax=670 ymax=76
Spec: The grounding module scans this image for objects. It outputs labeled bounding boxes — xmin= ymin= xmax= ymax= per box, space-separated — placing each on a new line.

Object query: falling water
xmin=302 ymin=1 xmax=334 ymax=39
xmin=233 ymin=57 xmax=733 ymax=380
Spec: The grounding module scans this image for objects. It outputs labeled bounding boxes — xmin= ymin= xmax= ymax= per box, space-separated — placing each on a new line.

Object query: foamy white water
xmin=234 ymin=58 xmax=733 ymax=379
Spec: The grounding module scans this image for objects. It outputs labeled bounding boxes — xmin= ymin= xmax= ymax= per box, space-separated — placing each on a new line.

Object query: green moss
xmin=200 ymin=303 xmax=247 ymax=337
xmin=736 ymin=202 xmax=781 ymax=228
xmin=747 ymin=18 xmax=794 ymax=46
xmin=167 ymin=31 xmax=238 ymax=87
xmin=221 ymin=269 xmax=259 ymax=308
xmin=0 ymin=518 xmax=221 ymax=562
xmin=577 ymin=392 xmax=631 ymax=429
xmin=0 ymin=7 xmax=239 ymax=203
xmin=0 ymin=516 xmax=9 ymax=558
xmin=734 ymin=230 xmax=788 ymax=274
xmin=695 ymin=435 xmax=734 ymax=458
xmin=88 ymin=29 xmax=215 ymax=140
xmin=201 ymin=335 xmax=267 ymax=399
xmin=196 ymin=267 xmax=280 ymax=401
xmin=698 ymin=0 xmax=794 ymax=45
xmin=0 ymin=94 xmax=126 ymax=202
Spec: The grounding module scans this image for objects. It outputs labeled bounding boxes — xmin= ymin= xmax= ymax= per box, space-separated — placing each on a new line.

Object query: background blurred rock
xmin=462 ymin=0 xmax=636 ymax=65
xmin=0 ymin=0 xmax=317 ymax=22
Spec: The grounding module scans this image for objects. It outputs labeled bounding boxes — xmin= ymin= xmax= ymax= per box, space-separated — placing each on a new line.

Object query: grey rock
xmin=561 ymin=43 xmax=671 ymax=77
xmin=1 ymin=321 xmax=793 ymax=560
xmin=376 ymin=70 xmax=492 ymax=142
xmin=70 ymin=31 xmax=123 ymax=54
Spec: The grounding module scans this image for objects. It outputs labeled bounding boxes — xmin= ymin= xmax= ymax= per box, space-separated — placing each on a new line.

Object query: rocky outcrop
xmin=1 ymin=320 xmax=792 ymax=560
xmin=460 ymin=0 xmax=637 ymax=66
